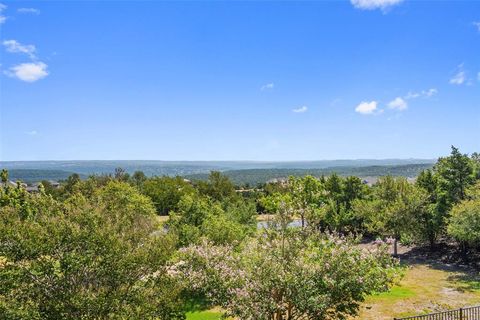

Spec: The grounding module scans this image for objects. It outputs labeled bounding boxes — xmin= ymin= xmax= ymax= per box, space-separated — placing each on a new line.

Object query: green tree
xmin=435 ymin=146 xmax=474 ymax=207
xmin=354 ymin=177 xmax=427 ymax=255
xmin=63 ymin=173 xmax=81 ymax=195
xmin=447 ymin=183 xmax=480 ymax=249
xmin=131 ymin=170 xmax=147 ymax=190
xmin=1 ymin=169 xmax=8 ymax=184
xmin=415 ymin=169 xmax=443 ymax=246
xmin=0 ymin=181 xmax=184 ymax=320
xmin=168 ymin=193 xmax=253 ymax=247
xmin=143 ymin=176 xmax=195 ymax=215
xmin=197 ymin=171 xmax=236 ymax=202
xmin=288 ymin=175 xmax=323 ymax=228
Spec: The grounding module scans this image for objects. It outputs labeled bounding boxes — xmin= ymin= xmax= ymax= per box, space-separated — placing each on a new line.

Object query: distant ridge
xmin=0 ymin=159 xmax=435 ymax=177
xmin=185 ymin=164 xmax=434 ymax=185
xmin=6 ymin=169 xmax=87 ymax=183
xmin=0 ymin=160 xmax=435 ymax=184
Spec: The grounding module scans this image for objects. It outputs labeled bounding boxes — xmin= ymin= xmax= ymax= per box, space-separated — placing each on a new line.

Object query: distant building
xmin=267 ymin=177 xmax=288 ymax=184
xmin=26 ymin=182 xmax=41 ymax=193
xmin=0 ymin=180 xmax=17 ymax=189
xmin=47 ymin=180 xmax=61 ymax=188
xmin=361 ymin=177 xmax=378 ymax=186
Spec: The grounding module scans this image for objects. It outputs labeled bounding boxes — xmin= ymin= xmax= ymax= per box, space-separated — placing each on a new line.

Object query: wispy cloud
xmin=405 ymin=88 xmax=438 ymax=99
xmin=330 ymin=98 xmax=342 ymax=107
xmin=0 ymin=3 xmax=7 ymax=24
xmin=450 ymin=65 xmax=466 ymax=85
xmin=292 ymin=106 xmax=308 ymax=113
xmin=474 ymin=22 xmax=480 ymax=33
xmin=25 ymin=130 xmax=38 ymax=136
xmin=355 ymin=101 xmax=378 ymax=115
xmin=261 ymin=83 xmax=274 ymax=91
xmin=5 ymin=62 xmax=49 ymax=82
xmin=18 ymin=7 xmax=40 ymax=15
xmin=3 ymin=40 xmax=37 ymax=59
xmin=350 ymin=0 xmax=403 ymax=11
xmin=388 ymin=97 xmax=408 ymax=111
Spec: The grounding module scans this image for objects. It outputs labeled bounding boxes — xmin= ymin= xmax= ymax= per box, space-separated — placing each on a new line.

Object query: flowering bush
xmin=173 ymin=230 xmax=399 ymax=320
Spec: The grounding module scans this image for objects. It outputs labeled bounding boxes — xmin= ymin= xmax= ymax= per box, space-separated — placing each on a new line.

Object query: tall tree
xmin=197 ymin=171 xmax=236 ymax=202
xmin=435 ymin=146 xmax=474 ymax=207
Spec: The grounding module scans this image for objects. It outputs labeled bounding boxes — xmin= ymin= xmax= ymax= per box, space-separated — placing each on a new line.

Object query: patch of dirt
xmin=356 ymin=242 xmax=480 ymax=320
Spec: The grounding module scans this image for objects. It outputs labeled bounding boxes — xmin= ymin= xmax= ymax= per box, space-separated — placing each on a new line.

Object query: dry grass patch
xmin=357 ymin=263 xmax=480 ymax=319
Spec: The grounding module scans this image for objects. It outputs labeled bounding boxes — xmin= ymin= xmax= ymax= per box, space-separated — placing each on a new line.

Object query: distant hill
xmin=0 ymin=159 xmax=435 ymax=177
xmin=6 ymin=169 xmax=86 ymax=183
xmin=186 ymin=164 xmax=434 ymax=186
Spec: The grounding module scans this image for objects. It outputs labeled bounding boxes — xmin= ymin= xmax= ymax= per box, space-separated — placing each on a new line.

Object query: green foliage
xmin=168 ymin=194 xmax=254 ymax=247
xmin=447 ymin=183 xmax=480 ymax=246
xmin=186 ymin=164 xmax=434 ymax=186
xmin=196 ymin=171 xmax=236 ymax=202
xmin=143 ymin=176 xmax=195 ymax=215
xmin=0 ymin=181 xmax=185 ymax=320
xmin=353 ymin=177 xmax=429 ymax=254
xmin=175 ymin=232 xmax=399 ymax=320
xmin=435 ymin=146 xmax=475 ymax=208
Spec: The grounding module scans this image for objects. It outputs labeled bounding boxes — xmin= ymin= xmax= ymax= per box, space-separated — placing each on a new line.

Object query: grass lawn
xmin=185 ymin=310 xmax=223 ymax=320
xmin=357 ymin=263 xmax=480 ymax=319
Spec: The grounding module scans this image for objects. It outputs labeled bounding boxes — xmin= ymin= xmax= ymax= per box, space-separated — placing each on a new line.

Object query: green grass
xmin=359 ymin=264 xmax=480 ymax=320
xmin=369 ymin=286 xmax=416 ymax=301
xmin=186 ymin=310 xmax=223 ymax=320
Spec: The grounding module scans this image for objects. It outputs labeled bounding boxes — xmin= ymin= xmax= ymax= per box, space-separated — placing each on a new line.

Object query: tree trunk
xmin=393 ymin=238 xmax=398 ymax=257
xmin=429 ymin=235 xmax=435 ymax=250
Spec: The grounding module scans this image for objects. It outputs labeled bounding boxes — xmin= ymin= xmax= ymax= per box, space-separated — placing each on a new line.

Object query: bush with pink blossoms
xmin=173 ymin=230 xmax=400 ymax=320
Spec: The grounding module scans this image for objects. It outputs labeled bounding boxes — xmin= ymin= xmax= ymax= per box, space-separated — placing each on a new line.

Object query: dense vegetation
xmin=6 ymin=169 xmax=86 ymax=183
xmin=0 ymin=147 xmax=478 ymax=319
xmin=186 ymin=163 xmax=433 ymax=186
xmin=3 ymin=161 xmax=434 ymax=185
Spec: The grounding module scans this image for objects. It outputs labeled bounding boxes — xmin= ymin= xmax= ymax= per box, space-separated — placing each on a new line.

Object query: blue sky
xmin=0 ymin=0 xmax=479 ymax=161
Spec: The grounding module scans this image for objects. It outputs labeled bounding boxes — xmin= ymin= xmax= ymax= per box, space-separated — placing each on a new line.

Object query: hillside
xmin=6 ymin=169 xmax=86 ymax=183
xmin=186 ymin=164 xmax=434 ymax=185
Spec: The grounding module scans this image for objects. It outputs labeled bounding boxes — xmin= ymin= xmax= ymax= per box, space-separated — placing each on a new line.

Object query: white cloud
xmin=450 ymin=71 xmax=466 ymax=85
xmin=355 ymin=101 xmax=378 ymax=115
xmin=25 ymin=130 xmax=38 ymax=136
xmin=388 ymin=97 xmax=408 ymax=111
xmin=292 ymin=106 xmax=308 ymax=113
xmin=474 ymin=22 xmax=480 ymax=32
xmin=5 ymin=62 xmax=49 ymax=82
xmin=3 ymin=40 xmax=37 ymax=59
xmin=18 ymin=8 xmax=40 ymax=15
xmin=450 ymin=64 xmax=466 ymax=85
xmin=405 ymin=88 xmax=438 ymax=99
xmin=404 ymin=92 xmax=420 ymax=99
xmin=0 ymin=3 xmax=6 ymax=24
xmin=423 ymin=88 xmax=438 ymax=97
xmin=350 ymin=0 xmax=403 ymax=11
xmin=261 ymin=83 xmax=274 ymax=91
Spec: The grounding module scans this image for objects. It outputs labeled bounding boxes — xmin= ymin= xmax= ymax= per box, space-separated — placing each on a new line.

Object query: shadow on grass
xmin=182 ymin=294 xmax=214 ymax=313
xmin=396 ymin=243 xmax=480 ymax=294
